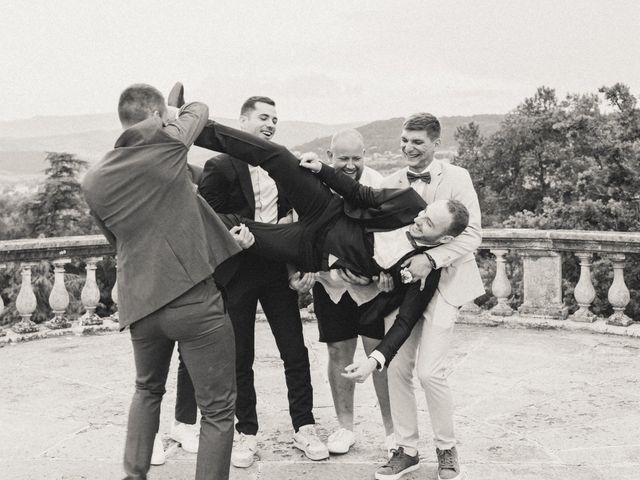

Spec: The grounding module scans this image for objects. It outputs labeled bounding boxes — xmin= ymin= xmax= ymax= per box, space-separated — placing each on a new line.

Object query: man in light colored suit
xmin=373 ymin=113 xmax=484 ymax=480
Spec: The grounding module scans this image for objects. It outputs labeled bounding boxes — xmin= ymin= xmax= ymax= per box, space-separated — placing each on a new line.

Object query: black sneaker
xmin=374 ymin=447 xmax=420 ymax=480
xmin=436 ymin=446 xmax=465 ymax=480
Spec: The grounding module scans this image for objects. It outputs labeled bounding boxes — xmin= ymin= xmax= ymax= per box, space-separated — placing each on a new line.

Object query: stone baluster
xmin=13 ymin=263 xmax=39 ymax=334
xmin=46 ymin=259 xmax=72 ymax=329
xmin=607 ymin=254 xmax=632 ymax=326
xmin=110 ymin=263 xmax=119 ymax=323
xmin=80 ymin=257 xmax=103 ymax=326
xmin=0 ymin=264 xmax=5 ymax=337
xmin=490 ymin=249 xmax=513 ymax=316
xmin=518 ymin=250 xmax=568 ymax=319
xmin=569 ymin=252 xmax=596 ymax=323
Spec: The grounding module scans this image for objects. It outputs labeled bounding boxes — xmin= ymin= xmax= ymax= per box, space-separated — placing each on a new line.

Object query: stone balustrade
xmin=466 ymin=229 xmax=640 ymax=333
xmin=0 ymin=235 xmax=116 ymax=340
xmin=0 ymin=229 xmax=638 ymax=342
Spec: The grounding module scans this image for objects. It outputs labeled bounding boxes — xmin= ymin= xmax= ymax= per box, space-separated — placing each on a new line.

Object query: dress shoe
xmin=167 ymin=82 xmax=185 ymax=108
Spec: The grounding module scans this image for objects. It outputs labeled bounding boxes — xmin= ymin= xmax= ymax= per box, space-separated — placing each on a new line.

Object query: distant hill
xmin=293 ymin=114 xmax=504 ymax=156
xmin=0 ymin=113 xmax=362 ymax=177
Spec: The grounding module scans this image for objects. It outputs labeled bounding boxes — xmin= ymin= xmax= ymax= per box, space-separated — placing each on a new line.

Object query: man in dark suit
xmin=187 ymin=113 xmax=469 ymax=369
xmin=194 ymin=97 xmax=326 ymax=466
xmin=82 ymin=84 xmax=251 ymax=480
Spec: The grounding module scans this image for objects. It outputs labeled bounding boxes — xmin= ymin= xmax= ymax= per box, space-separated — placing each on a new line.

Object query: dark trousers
xmin=175 ymin=259 xmax=315 ymax=434
xmin=196 ymin=123 xmax=343 ymax=270
xmin=123 ymin=278 xmax=236 ymax=480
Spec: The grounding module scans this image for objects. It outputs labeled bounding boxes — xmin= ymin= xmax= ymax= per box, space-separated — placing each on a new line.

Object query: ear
xmin=326 ymin=150 xmax=333 ymax=161
xmin=239 ymin=115 xmax=248 ymax=127
xmin=434 ymin=138 xmax=441 ymax=147
xmin=438 ymin=234 xmax=454 ymax=244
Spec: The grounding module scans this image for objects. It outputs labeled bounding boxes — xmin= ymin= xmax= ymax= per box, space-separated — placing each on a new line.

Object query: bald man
xmin=299 ymin=130 xmax=394 ymax=456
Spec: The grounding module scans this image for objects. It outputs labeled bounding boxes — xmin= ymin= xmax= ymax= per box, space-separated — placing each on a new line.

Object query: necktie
xmin=406 ymin=171 xmax=431 ymax=184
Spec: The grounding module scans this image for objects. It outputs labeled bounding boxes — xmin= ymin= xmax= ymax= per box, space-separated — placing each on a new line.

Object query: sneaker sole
xmin=231 ymin=455 xmax=255 ymax=468
xmin=374 ymin=463 xmax=420 ymax=480
xmin=327 ymin=441 xmax=356 ymax=455
xmin=438 ymin=468 xmax=466 ymax=480
xmin=292 ymin=440 xmax=329 ymax=460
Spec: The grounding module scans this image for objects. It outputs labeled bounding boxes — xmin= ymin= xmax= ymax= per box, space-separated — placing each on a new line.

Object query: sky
xmin=2 ymin=0 xmax=639 ymax=124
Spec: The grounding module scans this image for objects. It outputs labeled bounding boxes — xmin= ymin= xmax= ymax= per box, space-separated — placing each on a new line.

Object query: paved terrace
xmin=2 ymin=321 xmax=639 ymax=480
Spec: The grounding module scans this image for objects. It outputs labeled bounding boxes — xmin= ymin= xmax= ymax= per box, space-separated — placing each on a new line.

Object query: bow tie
xmin=407 ymin=171 xmax=431 ymax=184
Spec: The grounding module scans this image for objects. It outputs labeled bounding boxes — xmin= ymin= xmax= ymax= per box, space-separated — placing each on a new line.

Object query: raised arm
xmin=163 ymin=102 xmax=209 ymax=148
xmin=315 ymin=163 xmax=381 ymax=208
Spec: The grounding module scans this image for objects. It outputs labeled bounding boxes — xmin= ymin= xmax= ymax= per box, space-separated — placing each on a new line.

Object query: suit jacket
xmin=198 ymin=153 xmax=292 ymax=289
xmin=315 ymin=164 xmax=427 ymax=277
xmin=380 ymin=162 xmax=484 ymax=307
xmin=82 ymin=103 xmax=242 ymax=329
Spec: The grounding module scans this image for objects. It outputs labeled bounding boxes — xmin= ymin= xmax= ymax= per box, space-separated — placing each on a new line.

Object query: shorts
xmin=313 ymin=283 xmax=385 ymax=343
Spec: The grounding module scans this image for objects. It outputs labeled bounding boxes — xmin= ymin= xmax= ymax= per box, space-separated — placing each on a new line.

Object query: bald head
xmin=327 ymin=129 xmax=366 ymax=180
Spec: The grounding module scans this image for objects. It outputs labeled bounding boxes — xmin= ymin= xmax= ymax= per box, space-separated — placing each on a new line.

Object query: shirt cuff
xmin=369 ymin=350 xmax=387 ymax=372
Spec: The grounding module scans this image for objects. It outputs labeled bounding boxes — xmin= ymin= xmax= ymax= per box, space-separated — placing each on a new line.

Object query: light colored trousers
xmin=385 ymin=290 xmax=458 ymax=451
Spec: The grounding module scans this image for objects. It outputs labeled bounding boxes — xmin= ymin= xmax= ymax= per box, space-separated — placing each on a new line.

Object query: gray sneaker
xmin=374 ymin=447 xmax=420 ymax=480
xmin=436 ymin=446 xmax=465 ymax=480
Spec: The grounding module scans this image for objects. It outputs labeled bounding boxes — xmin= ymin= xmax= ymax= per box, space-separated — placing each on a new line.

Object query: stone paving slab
xmin=1 ymin=323 xmax=639 ymax=479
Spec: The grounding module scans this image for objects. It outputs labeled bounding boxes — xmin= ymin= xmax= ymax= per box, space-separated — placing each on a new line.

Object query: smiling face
xmin=240 ymin=101 xmax=278 ymax=141
xmin=327 ymin=132 xmax=365 ymax=180
xmin=408 ymin=200 xmax=454 ymax=244
xmin=400 ymin=129 xmax=439 ymax=172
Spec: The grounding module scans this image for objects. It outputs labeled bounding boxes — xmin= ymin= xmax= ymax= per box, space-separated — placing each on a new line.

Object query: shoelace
xmin=386 ymin=447 xmax=405 ymax=466
xmin=437 ymin=449 xmax=456 ymax=470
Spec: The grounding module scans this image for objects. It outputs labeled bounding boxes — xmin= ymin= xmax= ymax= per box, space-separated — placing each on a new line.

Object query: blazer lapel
xmin=426 ymin=160 xmax=444 ymax=204
xmin=232 ymin=158 xmax=255 ymax=214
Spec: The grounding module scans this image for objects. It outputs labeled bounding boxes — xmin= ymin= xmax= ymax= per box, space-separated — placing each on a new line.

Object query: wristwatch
xmin=424 ymin=252 xmax=437 ymax=269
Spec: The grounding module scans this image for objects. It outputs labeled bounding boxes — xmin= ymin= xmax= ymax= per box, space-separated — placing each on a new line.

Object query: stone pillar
xmin=607 ymin=254 xmax=632 ymax=327
xmin=0 ymin=264 xmax=5 ymax=337
xmin=46 ymin=259 xmax=72 ymax=329
xmin=80 ymin=257 xmax=103 ymax=326
xmin=13 ymin=263 xmax=39 ymax=334
xmin=460 ymin=301 xmax=482 ymax=315
xmin=569 ymin=252 xmax=596 ymax=323
xmin=518 ymin=250 xmax=568 ymax=319
xmin=490 ymin=249 xmax=513 ymax=316
xmin=110 ymin=263 xmax=119 ymax=323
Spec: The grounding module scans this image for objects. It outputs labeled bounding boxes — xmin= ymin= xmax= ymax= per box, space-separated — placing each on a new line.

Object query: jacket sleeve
xmin=198 ymin=158 xmax=231 ymax=212
xmin=427 ymin=169 xmax=482 ymax=268
xmin=90 ymin=211 xmax=117 ymax=249
xmin=371 ymin=269 xmax=442 ymax=367
xmin=163 ymin=102 xmax=209 ymax=147
xmin=316 ymin=163 xmax=381 ymax=208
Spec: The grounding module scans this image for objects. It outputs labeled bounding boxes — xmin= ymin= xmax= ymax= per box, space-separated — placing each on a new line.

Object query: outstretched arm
xmin=299 ymin=158 xmax=381 ymax=208
xmin=163 ymin=102 xmax=209 ymax=148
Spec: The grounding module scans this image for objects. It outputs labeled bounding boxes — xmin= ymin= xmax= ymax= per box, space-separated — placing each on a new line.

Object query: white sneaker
xmin=151 ymin=434 xmax=166 ymax=466
xmin=231 ymin=433 xmax=258 ymax=468
xmin=385 ymin=433 xmax=396 ymax=459
xmin=292 ymin=424 xmax=329 ymax=460
xmin=327 ymin=428 xmax=356 ymax=454
xmin=170 ymin=422 xmax=199 ymax=453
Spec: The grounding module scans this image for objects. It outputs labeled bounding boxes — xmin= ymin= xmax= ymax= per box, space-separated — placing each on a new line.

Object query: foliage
xmin=0 ymin=152 xmax=116 ymax=326
xmin=455 ymin=84 xmax=640 ymax=319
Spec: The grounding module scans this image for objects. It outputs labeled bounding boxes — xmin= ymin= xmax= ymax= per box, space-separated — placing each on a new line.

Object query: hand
xmin=230 ymin=224 xmax=255 ymax=249
xmin=335 ymin=268 xmax=371 ymax=286
xmin=374 ymin=271 xmax=394 ymax=292
xmin=298 ymin=152 xmax=323 ymax=173
xmin=289 ymin=271 xmax=317 ymax=292
xmin=277 ymin=212 xmax=295 ymax=224
xmin=342 ymin=357 xmax=378 ymax=383
xmin=401 ymin=254 xmax=432 ymax=290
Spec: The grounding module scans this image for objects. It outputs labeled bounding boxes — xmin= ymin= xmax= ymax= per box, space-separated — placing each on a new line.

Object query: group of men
xmin=82 ymin=82 xmax=483 ymax=480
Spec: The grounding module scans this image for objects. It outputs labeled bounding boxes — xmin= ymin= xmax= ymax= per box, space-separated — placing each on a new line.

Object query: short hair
xmin=240 ymin=96 xmax=276 ymax=116
xmin=330 ymin=129 xmax=364 ymax=151
xmin=403 ymin=112 xmax=441 ymax=141
xmin=118 ymin=84 xmax=166 ymax=127
xmin=445 ymin=199 xmax=469 ymax=237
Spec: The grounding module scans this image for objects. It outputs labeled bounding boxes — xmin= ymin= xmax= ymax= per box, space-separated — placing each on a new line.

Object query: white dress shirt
xmin=248 ymin=165 xmax=278 ymax=224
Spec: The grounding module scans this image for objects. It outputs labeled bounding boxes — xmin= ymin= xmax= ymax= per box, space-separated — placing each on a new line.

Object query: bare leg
xmin=327 ymin=338 xmax=358 ymax=430
xmin=361 ymin=336 xmax=394 ymax=436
